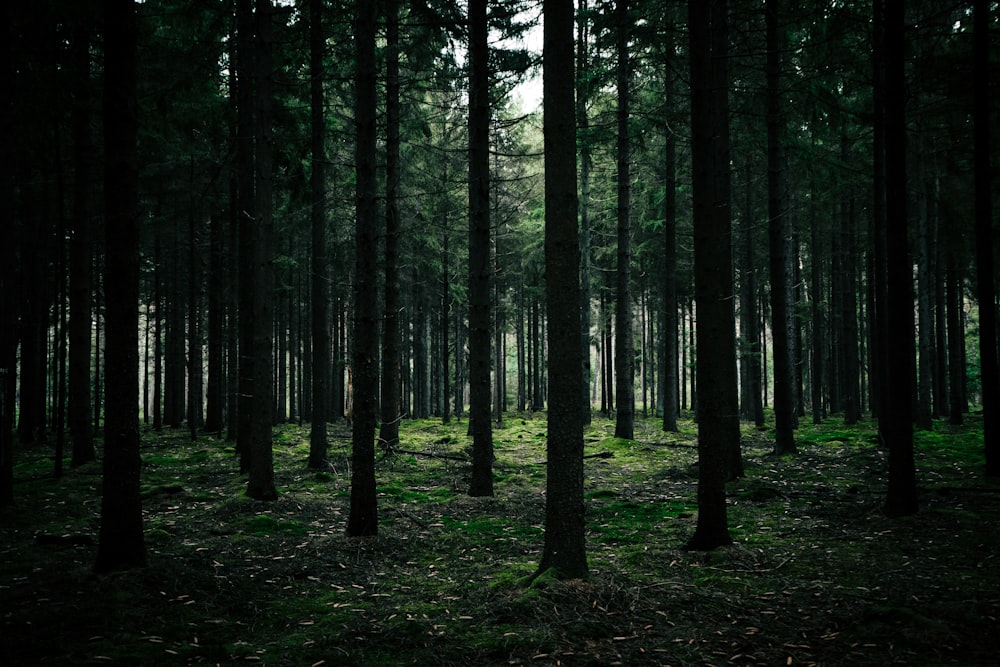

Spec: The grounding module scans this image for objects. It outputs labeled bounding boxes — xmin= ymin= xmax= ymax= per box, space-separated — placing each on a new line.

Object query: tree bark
xmin=613 ymin=0 xmax=635 ymax=441
xmin=766 ymin=0 xmax=796 ymax=455
xmin=686 ymin=0 xmax=737 ymax=551
xmin=347 ymin=0 xmax=379 ymax=536
xmin=246 ymin=0 xmax=277 ymax=501
xmin=308 ymin=0 xmax=329 ymax=468
xmin=468 ymin=0 xmax=494 ymax=497
xmin=973 ymin=0 xmax=999 ymax=476
xmin=95 ymin=0 xmax=146 ymax=572
xmin=380 ymin=0 xmax=403 ymax=452
xmin=882 ymin=0 xmax=918 ymax=517
xmin=535 ymin=0 xmax=587 ymax=581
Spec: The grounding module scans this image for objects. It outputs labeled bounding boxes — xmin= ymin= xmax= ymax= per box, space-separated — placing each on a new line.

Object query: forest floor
xmin=2 ymin=413 xmax=999 ymax=666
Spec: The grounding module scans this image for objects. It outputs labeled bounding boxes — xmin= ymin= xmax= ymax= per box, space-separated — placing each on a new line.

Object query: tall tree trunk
xmin=188 ymin=183 xmax=204 ymax=438
xmin=662 ymin=28 xmax=680 ymax=433
xmin=95 ymin=0 xmax=146 ymax=573
xmin=613 ymin=0 xmax=635 ymax=441
xmin=739 ymin=156 xmax=764 ymax=428
xmin=766 ymin=0 xmax=796 ymax=455
xmin=467 ymin=0 xmax=494 ymax=497
xmin=379 ymin=0 xmax=403 ymax=452
xmin=915 ymin=130 xmax=934 ymax=430
xmin=577 ymin=0 xmax=593 ymax=427
xmin=686 ymin=0 xmax=737 ymax=551
xmin=347 ymin=0 xmax=379 ymax=536
xmin=246 ymin=0 xmax=277 ymax=501
xmin=974 ymin=0 xmax=999 ymax=476
xmin=946 ymin=250 xmax=964 ymax=426
xmin=870 ymin=0 xmax=889 ymax=422
xmin=308 ymin=0 xmax=329 ymax=468
xmin=882 ymin=0 xmax=918 ymax=517
xmin=69 ymin=15 xmax=95 ymax=465
xmin=809 ymin=117 xmax=825 ymax=424
xmin=205 ymin=212 xmax=224 ymax=435
xmin=0 ymin=0 xmax=13 ymax=508
xmin=236 ymin=0 xmax=255 ymax=471
xmin=535 ymin=0 xmax=587 ymax=581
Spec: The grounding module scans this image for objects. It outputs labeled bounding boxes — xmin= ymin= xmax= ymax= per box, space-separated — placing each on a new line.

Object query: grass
xmin=2 ymin=413 xmax=999 ymax=665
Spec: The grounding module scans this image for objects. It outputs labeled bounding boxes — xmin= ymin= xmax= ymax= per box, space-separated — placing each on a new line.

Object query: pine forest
xmin=2 ymin=0 xmax=999 ymax=664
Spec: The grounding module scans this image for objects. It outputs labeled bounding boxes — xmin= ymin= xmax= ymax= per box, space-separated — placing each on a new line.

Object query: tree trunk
xmin=766 ymin=0 xmax=796 ymax=455
xmin=685 ymin=0 xmax=737 ymax=551
xmin=69 ymin=16 xmax=95 ymax=466
xmin=613 ymin=0 xmax=635 ymax=441
xmin=246 ymin=0 xmax=277 ymax=501
xmin=308 ymin=0 xmax=329 ymax=468
xmin=347 ymin=0 xmax=379 ymax=536
xmin=0 ymin=0 xmax=13 ymax=508
xmin=535 ymin=0 xmax=587 ymax=582
xmin=380 ymin=0 xmax=403 ymax=452
xmin=236 ymin=0 xmax=255 ymax=471
xmin=95 ymin=0 xmax=146 ymax=573
xmin=973 ymin=0 xmax=999 ymax=476
xmin=662 ymin=29 xmax=680 ymax=433
xmin=467 ymin=0 xmax=494 ymax=497
xmin=577 ymin=0 xmax=593 ymax=427
xmin=882 ymin=0 xmax=918 ymax=517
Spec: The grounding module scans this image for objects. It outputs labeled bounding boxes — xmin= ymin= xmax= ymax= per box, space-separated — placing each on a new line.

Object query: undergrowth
xmin=2 ymin=412 xmax=998 ymax=665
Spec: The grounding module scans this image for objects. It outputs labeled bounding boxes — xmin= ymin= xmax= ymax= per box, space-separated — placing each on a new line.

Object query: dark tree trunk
xmin=766 ymin=0 xmax=796 ymax=455
xmin=661 ymin=26 xmax=680 ymax=433
xmin=974 ymin=0 xmax=999 ymax=476
xmin=0 ymin=0 xmax=13 ymax=508
xmin=467 ymin=0 xmax=494 ymax=497
xmin=882 ymin=0 xmax=918 ymax=517
xmin=535 ymin=0 xmax=587 ymax=582
xmin=308 ymin=0 xmax=329 ymax=468
xmin=236 ymin=0 xmax=255 ymax=471
xmin=380 ymin=0 xmax=402 ymax=452
xmin=870 ymin=0 xmax=889 ymax=421
xmin=246 ymin=0 xmax=277 ymax=501
xmin=809 ymin=116 xmax=825 ymax=425
xmin=685 ymin=0 xmax=737 ymax=551
xmin=95 ymin=0 xmax=146 ymax=573
xmin=946 ymin=251 xmax=964 ymax=426
xmin=347 ymin=0 xmax=379 ymax=536
xmin=613 ymin=0 xmax=634 ymax=441
xmin=69 ymin=16 xmax=94 ymax=466
xmin=739 ymin=156 xmax=764 ymax=428
xmin=204 ymin=212 xmax=224 ymax=435
xmin=187 ymin=189 xmax=204 ymax=438
xmin=577 ymin=0 xmax=593 ymax=427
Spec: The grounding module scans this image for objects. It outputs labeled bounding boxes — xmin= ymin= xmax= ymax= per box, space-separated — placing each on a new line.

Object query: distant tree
xmin=307 ymin=0 xmax=329 ymax=469
xmin=881 ymin=0 xmax=917 ymax=517
xmin=534 ymin=0 xmax=588 ymax=582
xmin=973 ymin=0 xmax=999 ymax=477
xmin=95 ymin=0 xmax=147 ymax=573
xmin=347 ymin=0 xmax=379 ymax=536
xmin=685 ymin=0 xmax=737 ymax=551
xmin=467 ymin=0 xmax=494 ymax=497
xmin=613 ymin=0 xmax=635 ymax=441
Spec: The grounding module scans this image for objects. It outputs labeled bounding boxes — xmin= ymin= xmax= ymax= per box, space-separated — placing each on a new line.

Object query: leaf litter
xmin=1 ymin=414 xmax=998 ymax=665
